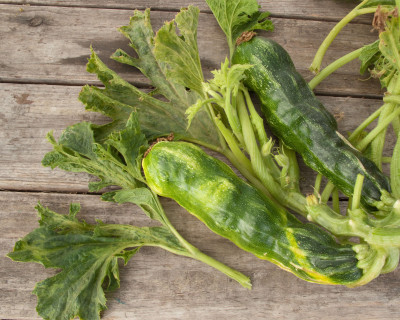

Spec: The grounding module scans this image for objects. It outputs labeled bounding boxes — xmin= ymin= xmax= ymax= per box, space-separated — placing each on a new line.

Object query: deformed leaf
xmin=379 ymin=18 xmax=400 ymax=72
xmin=186 ymin=99 xmax=207 ymax=129
xmin=82 ymin=49 xmax=219 ymax=146
xmin=105 ymin=111 xmax=148 ymax=179
xmin=110 ymin=188 xmax=169 ymax=225
xmin=7 ymin=203 xmax=188 ymax=320
xmin=359 ymin=40 xmax=380 ymax=74
xmin=82 ymin=51 xmax=191 ymax=141
xmin=42 ymin=112 xmax=146 ymax=191
xmin=154 ymin=6 xmax=204 ymax=94
xmin=107 ymin=8 xmax=220 ymax=147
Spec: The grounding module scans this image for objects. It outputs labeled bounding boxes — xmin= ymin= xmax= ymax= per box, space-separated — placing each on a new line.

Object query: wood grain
xmin=0 ymin=83 xmax=393 ymax=194
xmin=0 ymin=0 xmax=367 ymax=21
xmin=1 ymin=191 xmax=400 ymax=320
xmin=0 ymin=4 xmax=383 ymax=96
xmin=1 ymin=1 xmax=399 ymax=319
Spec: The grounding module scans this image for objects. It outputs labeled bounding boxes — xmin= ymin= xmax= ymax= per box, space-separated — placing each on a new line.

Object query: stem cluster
xmin=185 ymin=0 xmax=400 ymax=285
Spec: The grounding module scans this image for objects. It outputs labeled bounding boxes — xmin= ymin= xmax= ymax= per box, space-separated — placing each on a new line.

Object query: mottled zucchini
xmin=143 ymin=141 xmax=363 ymax=285
xmin=232 ymin=36 xmax=391 ymax=209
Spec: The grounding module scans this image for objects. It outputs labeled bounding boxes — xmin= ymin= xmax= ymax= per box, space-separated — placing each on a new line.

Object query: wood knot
xmin=29 ymin=17 xmax=43 ymax=27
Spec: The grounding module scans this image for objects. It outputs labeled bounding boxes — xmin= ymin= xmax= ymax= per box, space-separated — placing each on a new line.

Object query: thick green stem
xmin=184 ymin=243 xmax=252 ymax=289
xmin=242 ymin=88 xmax=268 ymax=146
xmin=222 ymin=149 xmax=273 ymax=199
xmin=225 ymin=87 xmax=244 ymax=145
xmin=370 ymin=104 xmax=394 ymax=170
xmin=356 ymin=105 xmax=400 ymax=151
xmin=281 ymin=144 xmax=301 ymax=193
xmin=242 ymin=88 xmax=281 ymax=182
xmin=352 ymin=174 xmax=365 ymax=211
xmin=309 ymin=47 xmax=363 ymax=89
xmin=321 ymin=181 xmax=335 ymax=203
xmin=310 ymin=6 xmax=376 ymax=73
xmin=153 ymin=192 xmax=251 ymax=289
xmin=214 ymin=116 xmax=255 ymax=175
xmin=392 ymin=116 xmax=400 ymax=136
xmin=332 ymin=188 xmax=340 ymax=214
xmin=348 ymin=104 xmax=385 ymax=143
xmin=314 ymin=174 xmax=323 ymax=197
xmin=237 ymin=91 xmax=307 ymax=215
xmin=205 ymin=101 xmax=228 ymax=151
xmin=391 ymin=132 xmax=400 ymax=198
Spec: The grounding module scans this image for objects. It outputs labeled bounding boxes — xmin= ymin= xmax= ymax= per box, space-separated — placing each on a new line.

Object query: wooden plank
xmin=1 ymin=191 xmax=400 ymax=320
xmin=1 ymin=0 xmax=368 ymax=21
xmin=0 ymin=83 xmax=393 ymax=194
xmin=0 ymin=4 xmax=383 ymax=96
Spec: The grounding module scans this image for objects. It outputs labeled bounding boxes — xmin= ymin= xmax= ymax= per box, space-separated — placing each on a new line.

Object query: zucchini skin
xmin=143 ymin=141 xmax=362 ymax=285
xmin=232 ymin=37 xmax=390 ymax=208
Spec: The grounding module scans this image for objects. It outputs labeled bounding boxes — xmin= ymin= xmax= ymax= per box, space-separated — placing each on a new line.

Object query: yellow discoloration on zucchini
xmin=285 ymin=228 xmax=333 ymax=284
xmin=144 ymin=141 xmax=363 ymax=285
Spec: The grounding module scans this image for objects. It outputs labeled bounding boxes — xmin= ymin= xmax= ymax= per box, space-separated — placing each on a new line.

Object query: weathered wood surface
xmin=1 ymin=0 xmax=399 ymax=319
xmin=0 ymin=83 xmax=392 ymax=194
xmin=1 ymin=192 xmax=400 ymax=320
xmin=0 ymin=4 xmax=383 ymax=96
xmin=0 ymin=0 xmax=369 ymax=21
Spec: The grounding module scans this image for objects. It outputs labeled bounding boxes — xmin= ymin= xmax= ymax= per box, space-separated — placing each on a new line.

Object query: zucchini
xmin=232 ymin=36 xmax=391 ymax=209
xmin=143 ymin=141 xmax=363 ymax=285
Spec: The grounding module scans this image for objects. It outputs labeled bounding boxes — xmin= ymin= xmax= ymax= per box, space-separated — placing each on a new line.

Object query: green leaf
xmin=105 ymin=188 xmax=170 ymax=225
xmin=113 ymin=9 xmax=195 ymax=105
xmin=192 ymin=59 xmax=252 ymax=134
xmin=186 ymin=99 xmax=207 ymax=129
xmin=379 ymin=18 xmax=400 ymax=73
xmin=106 ymin=111 xmax=148 ymax=179
xmin=101 ymin=9 xmax=220 ymax=147
xmin=359 ymin=40 xmax=380 ymax=74
xmin=364 ymin=16 xmax=400 ymax=88
xmin=205 ymin=0 xmax=273 ymax=58
xmin=82 ymin=51 xmax=192 ymax=141
xmin=42 ymin=112 xmax=146 ymax=191
xmin=154 ymin=6 xmax=204 ymax=94
xmin=7 ymin=203 xmax=188 ymax=320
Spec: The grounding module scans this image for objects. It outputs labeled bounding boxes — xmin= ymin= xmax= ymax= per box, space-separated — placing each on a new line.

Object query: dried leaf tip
xmin=144 ymin=133 xmax=175 ymax=158
xmin=236 ymin=31 xmax=257 ymax=46
xmin=372 ymin=6 xmax=398 ymax=33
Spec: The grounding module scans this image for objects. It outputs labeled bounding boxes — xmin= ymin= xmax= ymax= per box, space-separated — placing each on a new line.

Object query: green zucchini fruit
xmin=232 ymin=36 xmax=391 ymax=209
xmin=143 ymin=141 xmax=363 ymax=285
